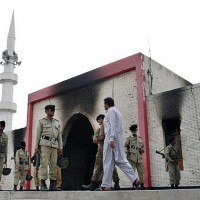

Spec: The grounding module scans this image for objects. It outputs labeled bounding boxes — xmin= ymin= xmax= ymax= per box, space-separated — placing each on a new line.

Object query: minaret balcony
xmin=0 ymin=101 xmax=17 ymax=113
xmin=0 ymin=72 xmax=18 ymax=84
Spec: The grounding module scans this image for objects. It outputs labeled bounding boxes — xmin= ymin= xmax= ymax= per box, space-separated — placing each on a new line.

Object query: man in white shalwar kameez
xmin=101 ymin=97 xmax=140 ymax=190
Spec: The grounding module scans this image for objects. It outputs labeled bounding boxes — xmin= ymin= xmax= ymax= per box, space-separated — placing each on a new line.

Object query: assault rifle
xmin=155 ymin=150 xmax=168 ymax=162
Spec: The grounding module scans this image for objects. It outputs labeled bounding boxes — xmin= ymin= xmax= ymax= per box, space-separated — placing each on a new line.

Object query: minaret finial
xmin=1 ymin=11 xmax=21 ymax=66
xmin=7 ymin=10 xmax=15 ymax=53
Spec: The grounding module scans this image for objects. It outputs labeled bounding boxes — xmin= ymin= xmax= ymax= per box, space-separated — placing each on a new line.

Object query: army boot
xmin=140 ymin=183 xmax=145 ymax=190
xmin=36 ymin=186 xmax=40 ymax=191
xmin=49 ymin=180 xmax=61 ymax=191
xmin=20 ymin=186 xmax=23 ymax=191
xmin=94 ymin=181 xmax=102 ymax=191
xmin=175 ymin=184 xmax=179 ymax=189
xmin=171 ymin=184 xmax=175 ymax=189
xmin=40 ymin=180 xmax=48 ymax=191
xmin=113 ymin=181 xmax=120 ymax=190
xmin=82 ymin=181 xmax=97 ymax=191
xmin=13 ymin=185 xmax=17 ymax=191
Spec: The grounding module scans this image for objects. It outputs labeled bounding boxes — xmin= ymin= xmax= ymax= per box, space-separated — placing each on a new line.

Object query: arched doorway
xmin=62 ymin=113 xmax=97 ymax=190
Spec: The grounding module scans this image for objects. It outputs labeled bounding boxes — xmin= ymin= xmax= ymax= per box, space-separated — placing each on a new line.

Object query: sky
xmin=0 ymin=0 xmax=200 ymax=130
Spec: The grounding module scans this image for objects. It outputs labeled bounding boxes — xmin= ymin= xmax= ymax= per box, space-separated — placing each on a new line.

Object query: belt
xmin=42 ymin=135 xmax=57 ymax=141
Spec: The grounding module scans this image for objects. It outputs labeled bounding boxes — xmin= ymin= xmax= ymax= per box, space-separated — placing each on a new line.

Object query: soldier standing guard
xmin=165 ymin=136 xmax=181 ymax=189
xmin=125 ymin=124 xmax=145 ymax=189
xmin=0 ymin=121 xmax=8 ymax=190
xmin=13 ymin=141 xmax=31 ymax=191
xmin=35 ymin=105 xmax=63 ymax=191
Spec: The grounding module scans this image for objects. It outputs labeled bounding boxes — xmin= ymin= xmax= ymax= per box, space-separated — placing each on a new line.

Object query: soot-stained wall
xmin=27 ymin=53 xmax=192 ymax=189
xmin=31 ymin=70 xmax=138 ymax=188
xmin=147 ymin=84 xmax=200 ymax=187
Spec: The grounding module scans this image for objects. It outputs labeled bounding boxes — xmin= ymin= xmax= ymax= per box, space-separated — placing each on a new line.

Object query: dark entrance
xmin=62 ymin=113 xmax=97 ymax=190
xmin=162 ymin=117 xmax=183 ymax=170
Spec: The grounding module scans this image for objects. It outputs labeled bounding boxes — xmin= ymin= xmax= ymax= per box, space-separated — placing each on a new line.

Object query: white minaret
xmin=0 ymin=12 xmax=21 ymax=131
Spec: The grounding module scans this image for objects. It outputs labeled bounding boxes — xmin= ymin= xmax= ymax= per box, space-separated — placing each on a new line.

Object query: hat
xmin=129 ymin=124 xmax=138 ymax=131
xmin=20 ymin=141 xmax=26 ymax=148
xmin=0 ymin=121 xmax=5 ymax=127
xmin=44 ymin=105 xmax=55 ymax=110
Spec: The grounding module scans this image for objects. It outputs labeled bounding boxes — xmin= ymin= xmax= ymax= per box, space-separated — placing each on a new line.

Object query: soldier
xmin=35 ymin=105 xmax=63 ymax=191
xmin=165 ymin=136 xmax=181 ymax=189
xmin=0 ymin=121 xmax=8 ymax=190
xmin=82 ymin=114 xmax=120 ymax=191
xmin=13 ymin=141 xmax=31 ymax=191
xmin=31 ymin=153 xmax=40 ymax=191
xmin=125 ymin=124 xmax=145 ymax=189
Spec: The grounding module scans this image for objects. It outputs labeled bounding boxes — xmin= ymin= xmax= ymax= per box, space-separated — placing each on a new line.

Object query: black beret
xmin=0 ymin=121 xmax=5 ymax=126
xmin=21 ymin=141 xmax=26 ymax=148
xmin=44 ymin=105 xmax=55 ymax=110
xmin=129 ymin=124 xmax=138 ymax=131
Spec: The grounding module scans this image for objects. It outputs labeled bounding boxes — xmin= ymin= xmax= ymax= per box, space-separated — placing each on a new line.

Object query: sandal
xmin=132 ymin=178 xmax=140 ymax=189
xmin=98 ymin=187 xmax=111 ymax=191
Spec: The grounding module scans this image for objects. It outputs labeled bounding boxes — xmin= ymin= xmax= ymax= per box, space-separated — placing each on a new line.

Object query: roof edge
xmin=28 ymin=52 xmax=142 ymax=103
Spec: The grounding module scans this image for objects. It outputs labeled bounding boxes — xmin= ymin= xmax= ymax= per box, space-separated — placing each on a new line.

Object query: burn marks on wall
xmin=159 ymin=90 xmax=184 ymax=120
xmin=152 ymin=89 xmax=185 ymax=170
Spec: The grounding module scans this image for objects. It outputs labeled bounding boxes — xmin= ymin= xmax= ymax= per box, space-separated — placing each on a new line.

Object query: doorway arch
xmin=62 ymin=113 xmax=97 ymax=190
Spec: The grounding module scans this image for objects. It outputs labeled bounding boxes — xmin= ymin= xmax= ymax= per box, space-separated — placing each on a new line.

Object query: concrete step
xmin=0 ymin=189 xmax=200 ymax=200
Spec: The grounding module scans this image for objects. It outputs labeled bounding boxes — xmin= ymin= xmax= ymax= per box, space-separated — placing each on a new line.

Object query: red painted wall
xmin=135 ymin=54 xmax=151 ymax=187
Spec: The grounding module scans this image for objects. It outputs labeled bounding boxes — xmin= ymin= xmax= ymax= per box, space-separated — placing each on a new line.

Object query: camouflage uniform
xmin=165 ymin=144 xmax=181 ymax=187
xmin=125 ymin=135 xmax=144 ymax=184
xmin=0 ymin=132 xmax=8 ymax=181
xmin=14 ymin=148 xmax=31 ymax=188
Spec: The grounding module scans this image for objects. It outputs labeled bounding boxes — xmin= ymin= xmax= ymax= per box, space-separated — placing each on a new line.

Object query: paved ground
xmin=0 ymin=189 xmax=200 ymax=200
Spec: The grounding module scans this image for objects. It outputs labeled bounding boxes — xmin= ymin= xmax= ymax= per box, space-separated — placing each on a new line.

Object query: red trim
xmin=25 ymin=102 xmax=33 ymax=190
xmin=135 ymin=54 xmax=151 ymax=187
xmin=28 ymin=54 xmax=141 ymax=103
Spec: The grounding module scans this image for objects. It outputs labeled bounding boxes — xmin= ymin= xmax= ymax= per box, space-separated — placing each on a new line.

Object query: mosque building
xmin=1 ymin=13 xmax=200 ymax=191
xmin=26 ymin=52 xmax=196 ymax=189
